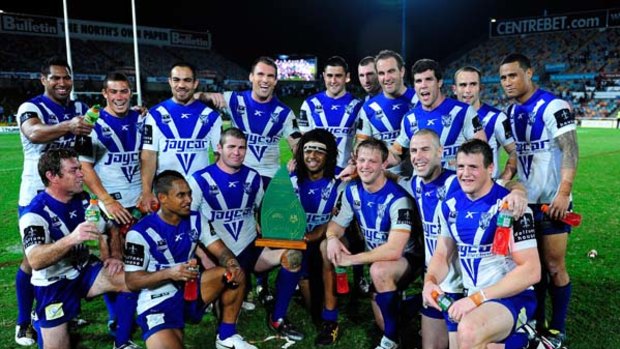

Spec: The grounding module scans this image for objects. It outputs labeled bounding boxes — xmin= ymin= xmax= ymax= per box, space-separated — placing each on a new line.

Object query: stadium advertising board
xmin=275 ymin=55 xmax=317 ymax=81
xmin=0 ymin=13 xmax=210 ymax=49
xmin=490 ymin=9 xmax=611 ymax=37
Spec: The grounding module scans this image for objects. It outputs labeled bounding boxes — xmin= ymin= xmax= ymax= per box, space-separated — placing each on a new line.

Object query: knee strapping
xmin=280 ymin=250 xmax=302 ymax=271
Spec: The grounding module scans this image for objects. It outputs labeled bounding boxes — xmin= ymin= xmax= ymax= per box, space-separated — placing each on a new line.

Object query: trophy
xmin=255 ymin=165 xmax=307 ymax=250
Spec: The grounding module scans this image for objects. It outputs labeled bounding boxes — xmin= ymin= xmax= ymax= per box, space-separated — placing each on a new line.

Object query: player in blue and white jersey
xmin=298 ymin=56 xmax=362 ymax=174
xmin=358 ymin=56 xmax=382 ymax=102
xmin=140 ymin=62 xmax=222 ymax=211
xmin=15 ymin=56 xmax=93 ymax=346
xmin=78 ymin=72 xmax=144 ymax=349
xmin=390 ymin=59 xmax=485 ymax=172
xmin=399 ymin=129 xmax=529 ymax=349
xmin=423 ymin=139 xmax=540 ymax=349
xmin=355 ymin=50 xmax=419 ymax=176
xmin=188 ymin=128 xmax=305 ymax=342
xmin=124 ymin=170 xmax=255 ymax=349
xmin=500 ymin=53 xmax=579 ymax=347
xmin=19 ymin=149 xmax=130 ymax=349
xmin=452 ymin=66 xmax=517 ymax=180
xmin=322 ymin=138 xmax=421 ymax=349
xmin=289 ymin=129 xmax=344 ymax=325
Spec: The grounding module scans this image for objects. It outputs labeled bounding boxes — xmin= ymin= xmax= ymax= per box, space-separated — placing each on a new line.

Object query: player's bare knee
xmin=456 ymin=321 xmax=478 ymax=348
xmin=281 ymin=249 xmax=302 ymax=272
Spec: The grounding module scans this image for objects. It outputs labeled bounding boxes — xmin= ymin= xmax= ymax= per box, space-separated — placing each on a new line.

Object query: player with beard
xmin=358 ymin=56 xmax=382 ymax=101
xmin=139 ymin=62 xmax=222 ymax=211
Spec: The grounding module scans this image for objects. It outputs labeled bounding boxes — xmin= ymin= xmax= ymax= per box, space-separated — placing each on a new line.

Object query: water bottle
xmin=84 ymin=196 xmax=102 ymax=248
xmin=431 ymin=290 xmax=454 ymax=312
xmin=335 ymin=266 xmax=350 ymax=294
xmin=491 ymin=202 xmax=512 ymax=255
xmin=84 ymin=104 xmax=101 ymax=125
xmin=184 ymin=259 xmax=199 ymax=301
xmin=541 ymin=204 xmax=582 ymax=227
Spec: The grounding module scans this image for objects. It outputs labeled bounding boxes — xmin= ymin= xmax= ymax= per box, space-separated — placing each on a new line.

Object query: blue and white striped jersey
xmin=477 ymin=103 xmax=515 ymax=179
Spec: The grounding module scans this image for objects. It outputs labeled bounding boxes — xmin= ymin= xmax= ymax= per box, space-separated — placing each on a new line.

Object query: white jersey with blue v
xmin=188 ymin=164 xmax=264 ymax=256
xmin=477 ymin=103 xmax=514 ymax=178
xmin=124 ymin=212 xmax=219 ymax=315
xmin=396 ymin=97 xmax=482 ymax=170
xmin=438 ymin=183 xmax=537 ymax=293
xmin=357 ymin=88 xmax=418 ymax=146
xmin=290 ymin=172 xmax=344 ymax=232
xmin=17 ymin=95 xmax=89 ymax=206
xmin=19 ymin=191 xmax=93 ymax=287
xmin=505 ymin=89 xmax=575 ymax=203
xmin=78 ymin=109 xmax=145 ymax=207
xmin=399 ymin=170 xmax=462 ymax=292
xmin=333 ymin=179 xmax=415 ymax=253
xmin=298 ymin=92 xmax=362 ymax=170
xmin=142 ymin=99 xmax=221 ymax=177
xmin=224 ymin=90 xmax=299 ymax=178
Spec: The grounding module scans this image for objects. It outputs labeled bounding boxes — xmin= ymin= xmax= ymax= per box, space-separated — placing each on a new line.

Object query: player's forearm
xmin=482 ymin=251 xmax=540 ymax=300
xmin=140 ymin=150 xmax=157 ymax=194
xmin=27 ymin=238 xmax=75 ymax=270
xmin=125 ymin=269 xmax=173 ymax=292
xmin=557 ymin=130 xmax=579 ymax=195
xmin=81 ymin=163 xmax=113 ymax=203
xmin=22 ymin=120 xmax=72 ymax=144
xmin=499 ymin=143 xmax=518 ymax=181
xmin=349 ymin=237 xmax=405 ymax=265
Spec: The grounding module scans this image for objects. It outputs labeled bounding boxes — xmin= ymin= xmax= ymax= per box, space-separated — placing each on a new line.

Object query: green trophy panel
xmin=256 ymin=166 xmax=307 ymax=250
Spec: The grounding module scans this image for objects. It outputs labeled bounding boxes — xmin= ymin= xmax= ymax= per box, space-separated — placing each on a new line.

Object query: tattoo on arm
xmin=557 ymin=130 xmax=579 ymax=170
xmin=218 ymin=249 xmax=238 ymax=268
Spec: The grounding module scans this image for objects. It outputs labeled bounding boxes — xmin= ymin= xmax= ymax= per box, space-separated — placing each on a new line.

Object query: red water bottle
xmin=334 ymin=266 xmax=349 ymax=294
xmin=541 ymin=204 xmax=582 ymax=227
xmin=184 ymin=259 xmax=199 ymax=301
xmin=491 ymin=202 xmax=513 ymax=256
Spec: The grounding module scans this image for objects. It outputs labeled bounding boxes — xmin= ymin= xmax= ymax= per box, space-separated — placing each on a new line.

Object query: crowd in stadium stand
xmin=1 ymin=27 xmax=619 ymax=124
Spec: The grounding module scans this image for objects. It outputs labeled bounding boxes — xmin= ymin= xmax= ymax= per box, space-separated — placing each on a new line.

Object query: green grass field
xmin=1 ymin=127 xmax=619 ymax=349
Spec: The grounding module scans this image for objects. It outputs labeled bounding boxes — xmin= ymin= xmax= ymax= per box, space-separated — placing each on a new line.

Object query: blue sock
xmin=504 ymin=331 xmax=528 ymax=349
xmin=104 ymin=292 xmax=117 ymax=322
xmin=321 ymin=307 xmax=338 ymax=322
xmin=33 ymin=316 xmax=43 ymax=349
xmin=549 ymin=282 xmax=571 ymax=333
xmin=16 ymin=268 xmax=35 ymax=325
xmin=114 ymin=292 xmax=138 ymax=346
xmin=218 ymin=322 xmax=236 ymax=340
xmin=375 ymin=290 xmax=399 ymax=341
xmin=272 ymin=268 xmax=301 ymax=321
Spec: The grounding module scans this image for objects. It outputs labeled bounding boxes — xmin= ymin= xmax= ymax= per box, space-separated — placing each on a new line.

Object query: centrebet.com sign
xmin=490 ymin=9 xmax=616 ymax=37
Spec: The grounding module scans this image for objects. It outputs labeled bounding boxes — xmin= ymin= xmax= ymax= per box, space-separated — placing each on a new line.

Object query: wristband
xmin=469 ymin=290 xmax=487 ymax=307
xmin=326 ymin=231 xmax=339 ymax=240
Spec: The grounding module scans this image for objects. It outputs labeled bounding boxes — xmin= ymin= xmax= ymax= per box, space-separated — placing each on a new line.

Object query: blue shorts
xmin=530 ymin=204 xmax=572 ymax=236
xmin=137 ymin=275 xmax=205 ymax=340
xmin=420 ymin=292 xmax=464 ymax=332
xmin=488 ymin=289 xmax=537 ymax=342
xmin=235 ymin=242 xmax=264 ymax=274
xmin=34 ymin=258 xmax=103 ymax=328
